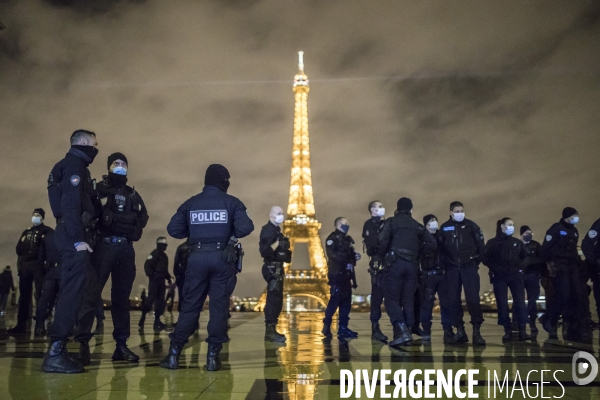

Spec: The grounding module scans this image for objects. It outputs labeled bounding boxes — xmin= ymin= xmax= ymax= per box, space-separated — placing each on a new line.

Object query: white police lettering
xmin=190 ymin=210 xmax=228 ymax=224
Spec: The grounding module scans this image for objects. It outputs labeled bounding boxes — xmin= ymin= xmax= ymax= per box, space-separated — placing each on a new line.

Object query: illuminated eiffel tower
xmin=256 ymin=51 xmax=330 ymax=311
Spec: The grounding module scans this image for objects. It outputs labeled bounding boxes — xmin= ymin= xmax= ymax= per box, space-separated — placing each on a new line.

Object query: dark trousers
xmin=262 ymin=263 xmax=284 ymax=324
xmin=75 ymin=241 xmax=136 ymax=343
xmin=446 ymin=260 xmax=484 ymax=327
xmin=522 ymin=272 xmax=540 ymax=320
xmin=16 ymin=261 xmax=43 ymax=323
xmin=0 ymin=293 xmax=8 ymax=313
xmin=493 ymin=273 xmax=528 ymax=327
xmin=419 ymin=272 xmax=452 ymax=330
xmin=50 ymin=250 xmax=95 ymax=342
xmin=170 ymin=251 xmax=236 ymax=346
xmin=547 ymin=266 xmax=587 ymax=324
xmin=369 ymin=275 xmax=384 ymax=323
xmin=591 ymin=271 xmax=600 ymax=321
xmin=324 ymin=280 xmax=352 ymax=327
xmin=383 ymin=259 xmax=418 ymax=326
xmin=35 ymin=265 xmax=61 ymax=322
xmin=145 ymin=278 xmax=167 ymax=318
xmin=175 ymin=277 xmax=185 ymax=312
xmin=166 ymin=290 xmax=175 ymax=313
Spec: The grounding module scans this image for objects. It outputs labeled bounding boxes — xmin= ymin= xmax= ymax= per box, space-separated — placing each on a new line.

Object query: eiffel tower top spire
xmin=287 ymin=51 xmax=315 ymax=218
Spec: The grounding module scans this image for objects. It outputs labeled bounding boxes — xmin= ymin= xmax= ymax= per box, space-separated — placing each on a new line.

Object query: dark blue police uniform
xmin=34 ymin=229 xmax=61 ymax=334
xmin=582 ymin=218 xmax=600 ymax=322
xmin=362 ymin=217 xmax=386 ymax=326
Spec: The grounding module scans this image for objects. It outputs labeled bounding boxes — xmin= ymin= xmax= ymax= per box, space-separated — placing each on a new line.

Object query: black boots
xmin=154 ymin=319 xmax=166 ymax=331
xmin=34 ymin=321 xmax=46 ymax=336
xmin=206 ymin=344 xmax=222 ymax=371
xmin=321 ymin=322 xmax=333 ymax=338
xmin=472 ymin=325 xmax=486 ymax=345
xmin=338 ymin=325 xmax=358 ymax=338
xmin=518 ymin=324 xmax=531 ymax=341
xmin=540 ymin=314 xmax=557 ymax=339
xmin=502 ymin=326 xmax=512 ymax=341
xmin=443 ymin=327 xmax=456 ymax=344
xmin=93 ymin=320 xmax=104 ymax=335
xmin=42 ymin=341 xmax=84 ymax=373
xmin=453 ymin=325 xmax=469 ymax=343
xmin=159 ymin=343 xmax=183 ymax=369
xmin=7 ymin=322 xmax=27 ymax=335
xmin=530 ymin=317 xmax=538 ymax=340
xmin=421 ymin=326 xmax=432 ymax=342
xmin=388 ymin=322 xmax=412 ymax=347
xmin=371 ymin=322 xmax=388 ymax=341
xmin=138 ymin=312 xmax=146 ymax=329
xmin=78 ymin=341 xmax=91 ymax=366
xmin=264 ymin=323 xmax=286 ymax=342
xmin=112 ymin=342 xmax=140 ymax=362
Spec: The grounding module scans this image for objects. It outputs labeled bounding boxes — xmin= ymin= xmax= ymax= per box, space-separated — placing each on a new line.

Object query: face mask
xmin=340 ymin=224 xmax=350 ymax=234
xmin=274 ymin=215 xmax=285 ymax=224
xmin=570 ymin=216 xmax=579 ymax=224
xmin=452 ymin=212 xmax=465 ymax=222
xmin=157 ymin=243 xmax=168 ymax=252
xmin=72 ymin=145 xmax=99 ymax=163
xmin=32 ymin=216 xmax=42 ymax=225
xmin=111 ymin=166 xmax=127 ymax=176
xmin=375 ymin=208 xmax=385 ymax=217
xmin=428 ymin=221 xmax=438 ymax=231
xmin=505 ymin=226 xmax=515 ymax=236
xmin=523 ymin=234 xmax=533 ymax=242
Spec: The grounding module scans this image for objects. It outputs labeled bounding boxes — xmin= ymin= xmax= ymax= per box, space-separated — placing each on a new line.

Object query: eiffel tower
xmin=256 ymin=52 xmax=330 ymax=311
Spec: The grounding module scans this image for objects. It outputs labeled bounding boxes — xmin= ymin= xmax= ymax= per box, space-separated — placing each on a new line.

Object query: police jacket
xmin=173 ymin=240 xmax=190 ymax=280
xmin=521 ymin=240 xmax=546 ymax=274
xmin=167 ymin=185 xmax=254 ymax=244
xmin=16 ymin=224 xmax=51 ymax=263
xmin=482 ymin=232 xmax=526 ymax=275
xmin=378 ymin=211 xmax=435 ymax=264
xmin=362 ymin=217 xmax=385 ymax=259
xmin=582 ymin=218 xmax=600 ymax=266
xmin=438 ymin=217 xmax=485 ymax=267
xmin=47 ymin=147 xmax=99 ymax=251
xmin=40 ymin=228 xmax=60 ymax=267
xmin=144 ymin=249 xmax=171 ymax=281
xmin=420 ymin=230 xmax=444 ymax=271
xmin=325 ymin=230 xmax=356 ymax=284
xmin=541 ymin=220 xmax=580 ymax=266
xmin=0 ymin=270 xmax=15 ymax=294
xmin=259 ymin=222 xmax=291 ymax=263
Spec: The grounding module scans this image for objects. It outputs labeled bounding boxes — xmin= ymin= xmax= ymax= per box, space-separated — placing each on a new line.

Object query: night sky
xmin=1 ymin=0 xmax=599 ymax=298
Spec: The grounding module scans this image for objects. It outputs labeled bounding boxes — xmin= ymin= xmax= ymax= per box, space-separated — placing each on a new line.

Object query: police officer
xmin=362 ymin=201 xmax=387 ymax=341
xmin=34 ymin=227 xmax=61 ymax=336
xmin=379 ymin=198 xmax=435 ymax=347
xmin=160 ymin=164 xmax=254 ymax=371
xmin=42 ymin=129 xmax=100 ymax=374
xmin=519 ymin=225 xmax=545 ymax=339
xmin=322 ymin=217 xmax=360 ymax=339
xmin=581 ymin=217 xmax=600 ymax=324
xmin=438 ymin=201 xmax=486 ymax=345
xmin=139 ymin=237 xmax=171 ymax=331
xmin=481 ymin=218 xmax=530 ymax=341
xmin=73 ymin=153 xmax=149 ymax=364
xmin=8 ymin=208 xmax=52 ymax=334
xmin=173 ymin=239 xmax=190 ymax=313
xmin=541 ymin=207 xmax=586 ymax=340
xmin=259 ymin=206 xmax=292 ymax=342
xmin=419 ymin=214 xmax=453 ymax=343
xmin=0 ymin=266 xmax=15 ymax=315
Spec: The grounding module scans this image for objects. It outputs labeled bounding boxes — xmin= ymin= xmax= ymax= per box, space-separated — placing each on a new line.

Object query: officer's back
xmin=379 ymin=210 xmax=432 ymax=263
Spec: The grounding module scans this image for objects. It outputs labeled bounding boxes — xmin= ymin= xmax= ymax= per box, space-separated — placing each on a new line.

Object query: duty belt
xmin=424 ymin=269 xmax=444 ymax=276
xmin=190 ymin=242 xmax=223 ymax=252
xmin=103 ymin=236 xmax=128 ymax=245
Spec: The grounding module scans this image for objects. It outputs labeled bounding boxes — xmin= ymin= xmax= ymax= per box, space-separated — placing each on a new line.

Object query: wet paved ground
xmin=0 ymin=310 xmax=599 ymax=399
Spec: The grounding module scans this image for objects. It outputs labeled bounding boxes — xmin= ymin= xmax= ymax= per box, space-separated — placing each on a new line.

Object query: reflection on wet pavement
xmin=0 ymin=310 xmax=598 ymax=399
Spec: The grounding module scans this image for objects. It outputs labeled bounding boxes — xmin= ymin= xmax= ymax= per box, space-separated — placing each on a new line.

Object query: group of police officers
xmin=4 ymin=129 xmax=600 ymax=374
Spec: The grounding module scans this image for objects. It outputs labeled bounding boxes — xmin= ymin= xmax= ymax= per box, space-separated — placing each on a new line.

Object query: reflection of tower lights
xmin=286 ymin=294 xmax=291 ymax=313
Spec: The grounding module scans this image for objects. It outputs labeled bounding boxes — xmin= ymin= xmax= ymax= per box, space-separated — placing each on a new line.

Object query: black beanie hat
xmin=423 ymin=214 xmax=437 ymax=226
xmin=33 ymin=208 xmax=45 ymax=219
xmin=520 ymin=225 xmax=531 ymax=235
xmin=562 ymin=207 xmax=578 ymax=219
xmin=397 ymin=197 xmax=413 ymax=211
xmin=205 ymin=164 xmax=231 ymax=192
xmin=107 ymin=152 xmax=128 ymax=170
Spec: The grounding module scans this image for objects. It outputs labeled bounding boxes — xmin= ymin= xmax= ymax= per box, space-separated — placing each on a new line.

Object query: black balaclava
xmin=72 ymin=145 xmax=98 ymax=163
xmin=205 ymin=164 xmax=231 ymax=193
xmin=106 ymin=152 xmax=128 ymax=186
xmin=156 ymin=237 xmax=168 ymax=252
xmin=33 ymin=208 xmax=46 ymax=219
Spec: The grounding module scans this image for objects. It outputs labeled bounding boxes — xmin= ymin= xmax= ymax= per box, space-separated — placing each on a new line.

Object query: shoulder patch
xmin=147 ymin=255 xmax=153 ymax=260
xmin=326 ymin=240 xmax=333 ymax=246
xmin=365 ymin=230 xmax=369 ymax=236
xmin=546 ymin=235 xmax=552 ymax=242
xmin=70 ymin=175 xmax=81 ymax=186
xmin=589 ymin=230 xmax=598 ymax=239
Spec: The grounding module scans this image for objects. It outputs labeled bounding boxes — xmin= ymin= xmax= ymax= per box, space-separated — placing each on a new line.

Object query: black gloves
xmin=222 ymin=236 xmax=238 ymax=263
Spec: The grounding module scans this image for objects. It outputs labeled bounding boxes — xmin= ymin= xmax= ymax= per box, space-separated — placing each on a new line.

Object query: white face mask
xmin=452 ymin=212 xmax=465 ymax=222
xmin=428 ymin=221 xmax=438 ymax=231
xmin=570 ymin=216 xmax=579 ymax=224
xmin=112 ymin=166 xmax=127 ymax=176
xmin=32 ymin=216 xmax=42 ymax=225
xmin=375 ymin=208 xmax=385 ymax=217
xmin=505 ymin=226 xmax=515 ymax=235
xmin=274 ymin=215 xmax=285 ymax=224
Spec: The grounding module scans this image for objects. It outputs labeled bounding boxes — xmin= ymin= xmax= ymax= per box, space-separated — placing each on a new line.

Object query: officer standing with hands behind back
xmin=160 ymin=164 xmax=254 ymax=371
xmin=259 ymin=206 xmax=292 ymax=343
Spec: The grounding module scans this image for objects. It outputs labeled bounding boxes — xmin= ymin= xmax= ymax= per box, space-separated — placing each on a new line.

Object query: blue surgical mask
xmin=32 ymin=216 xmax=42 ymax=226
xmin=340 ymin=224 xmax=350 ymax=234
xmin=505 ymin=226 xmax=515 ymax=236
xmin=570 ymin=216 xmax=579 ymax=224
xmin=112 ymin=166 xmax=127 ymax=176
